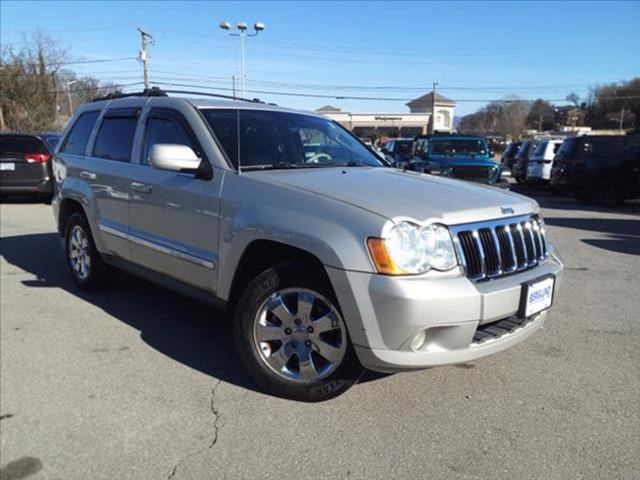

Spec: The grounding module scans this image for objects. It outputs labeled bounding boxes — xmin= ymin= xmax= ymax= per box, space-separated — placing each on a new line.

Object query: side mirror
xmin=489 ymin=150 xmax=495 ymax=158
xmin=149 ymin=144 xmax=201 ymax=173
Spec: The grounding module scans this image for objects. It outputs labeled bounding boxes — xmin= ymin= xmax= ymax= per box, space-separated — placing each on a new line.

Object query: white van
xmin=526 ymin=139 xmax=564 ymax=184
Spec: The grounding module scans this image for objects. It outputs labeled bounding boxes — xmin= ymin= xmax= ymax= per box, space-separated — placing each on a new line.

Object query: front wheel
xmin=233 ymin=263 xmax=363 ymax=401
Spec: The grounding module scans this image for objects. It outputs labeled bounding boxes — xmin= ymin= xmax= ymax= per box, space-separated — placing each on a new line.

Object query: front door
xmin=128 ymin=108 xmax=223 ymax=294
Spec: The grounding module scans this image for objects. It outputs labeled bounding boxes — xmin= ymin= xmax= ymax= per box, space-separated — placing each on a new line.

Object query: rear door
xmin=80 ymin=105 xmax=146 ymax=260
xmin=128 ymin=106 xmax=222 ymax=292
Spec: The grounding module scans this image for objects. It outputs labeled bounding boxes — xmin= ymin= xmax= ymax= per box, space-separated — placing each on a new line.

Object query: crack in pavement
xmin=167 ymin=379 xmax=223 ymax=480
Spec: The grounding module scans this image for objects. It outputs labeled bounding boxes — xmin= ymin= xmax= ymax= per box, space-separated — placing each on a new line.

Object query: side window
xmin=60 ymin=111 xmax=99 ymax=155
xmin=92 ymin=116 xmax=139 ymax=162
xmin=585 ymin=139 xmax=624 ymax=158
xmin=143 ymin=116 xmax=197 ymax=165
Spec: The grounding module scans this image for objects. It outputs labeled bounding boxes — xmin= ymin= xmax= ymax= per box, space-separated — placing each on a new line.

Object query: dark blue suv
xmin=401 ymin=135 xmax=508 ymax=188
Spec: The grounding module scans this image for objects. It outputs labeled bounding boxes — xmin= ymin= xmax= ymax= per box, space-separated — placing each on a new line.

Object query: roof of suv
xmin=84 ymin=94 xmax=325 ymax=119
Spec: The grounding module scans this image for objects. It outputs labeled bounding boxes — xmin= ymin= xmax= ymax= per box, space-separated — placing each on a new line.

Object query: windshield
xmin=201 ymin=109 xmax=384 ymax=169
xmin=429 ymin=139 xmax=487 ymax=156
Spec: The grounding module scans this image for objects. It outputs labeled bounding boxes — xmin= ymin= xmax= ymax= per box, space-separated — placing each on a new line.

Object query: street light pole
xmin=219 ymin=21 xmax=265 ymax=98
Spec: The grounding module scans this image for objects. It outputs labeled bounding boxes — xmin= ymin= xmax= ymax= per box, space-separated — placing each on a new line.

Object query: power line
xmin=59 ymin=57 xmax=138 ymax=66
xmin=52 ymin=81 xmax=144 ymax=95
xmin=149 ymin=80 xmax=640 ymax=103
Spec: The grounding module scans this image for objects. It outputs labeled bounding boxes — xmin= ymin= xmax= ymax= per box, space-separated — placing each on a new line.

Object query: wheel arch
xmin=227 ymin=239 xmax=334 ymax=312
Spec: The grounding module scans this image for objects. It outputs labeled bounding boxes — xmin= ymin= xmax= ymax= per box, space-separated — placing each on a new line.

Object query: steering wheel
xmin=306 ymin=153 xmax=333 ymax=164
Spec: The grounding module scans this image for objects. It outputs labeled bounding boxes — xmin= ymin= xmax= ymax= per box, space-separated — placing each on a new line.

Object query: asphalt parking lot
xmin=1 ymin=186 xmax=639 ymax=480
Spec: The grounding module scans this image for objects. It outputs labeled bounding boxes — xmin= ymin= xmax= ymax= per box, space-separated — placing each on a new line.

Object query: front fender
xmin=216 ymin=174 xmax=388 ymax=301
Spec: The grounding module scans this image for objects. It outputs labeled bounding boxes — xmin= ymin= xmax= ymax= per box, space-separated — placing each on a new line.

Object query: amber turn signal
xmin=366 ymin=238 xmax=406 ymax=275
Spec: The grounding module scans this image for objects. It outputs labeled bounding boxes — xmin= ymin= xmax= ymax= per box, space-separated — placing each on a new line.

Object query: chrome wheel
xmin=253 ymin=288 xmax=347 ymax=383
xmin=68 ymin=225 xmax=91 ymax=281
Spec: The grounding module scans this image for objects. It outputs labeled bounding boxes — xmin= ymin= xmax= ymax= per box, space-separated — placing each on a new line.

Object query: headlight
xmin=367 ymin=222 xmax=458 ymax=275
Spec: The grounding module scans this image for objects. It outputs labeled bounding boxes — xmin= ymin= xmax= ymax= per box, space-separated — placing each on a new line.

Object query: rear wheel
xmin=233 ymin=263 xmax=363 ymax=401
xmin=594 ymin=178 xmax=625 ymax=206
xmin=64 ymin=212 xmax=116 ymax=291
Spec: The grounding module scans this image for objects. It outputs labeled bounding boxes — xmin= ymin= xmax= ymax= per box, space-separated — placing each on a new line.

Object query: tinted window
xmin=430 ymin=139 xmax=486 ymax=155
xmin=61 ymin=111 xmax=99 ymax=155
xmin=533 ymin=142 xmax=546 ymax=156
xmin=392 ymin=140 xmax=413 ymax=156
xmin=0 ymin=136 xmax=47 ymax=156
xmin=583 ymin=138 xmax=625 ymax=157
xmin=515 ymin=142 xmax=530 ymax=158
xmin=93 ymin=117 xmax=138 ymax=162
xmin=201 ymin=109 xmax=383 ymax=169
xmin=143 ymin=116 xmax=197 ymax=165
xmin=43 ymin=136 xmax=60 ymax=150
xmin=556 ymin=138 xmax=578 ymax=159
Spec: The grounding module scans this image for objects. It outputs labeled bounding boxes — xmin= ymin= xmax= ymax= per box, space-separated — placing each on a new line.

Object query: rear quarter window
xmin=61 ymin=111 xmax=100 ymax=155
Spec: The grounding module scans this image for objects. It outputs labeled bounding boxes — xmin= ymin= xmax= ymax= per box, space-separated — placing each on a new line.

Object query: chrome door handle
xmin=131 ymin=182 xmax=153 ymax=194
xmin=80 ymin=170 xmax=97 ymax=180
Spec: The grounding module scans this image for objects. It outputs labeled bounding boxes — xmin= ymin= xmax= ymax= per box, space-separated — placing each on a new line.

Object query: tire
xmin=594 ymin=178 xmax=625 ymax=206
xmin=575 ymin=188 xmax=593 ymax=202
xmin=64 ymin=212 xmax=116 ymax=291
xmin=233 ymin=262 xmax=363 ymax=402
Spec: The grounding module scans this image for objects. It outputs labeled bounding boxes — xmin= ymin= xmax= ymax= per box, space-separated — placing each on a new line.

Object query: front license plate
xmin=520 ymin=276 xmax=555 ymax=318
xmin=0 ymin=163 xmax=15 ymax=171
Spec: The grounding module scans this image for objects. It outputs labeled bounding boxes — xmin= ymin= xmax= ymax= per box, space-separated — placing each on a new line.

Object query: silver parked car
xmin=52 ymin=91 xmax=563 ymax=401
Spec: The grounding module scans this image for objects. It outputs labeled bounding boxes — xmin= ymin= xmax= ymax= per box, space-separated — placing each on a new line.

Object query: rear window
xmin=533 ymin=142 xmax=546 ymax=156
xmin=0 ymin=136 xmax=47 ymax=156
xmin=61 ymin=111 xmax=100 ymax=155
xmin=393 ymin=141 xmax=413 ymax=156
xmin=93 ymin=116 xmax=138 ymax=162
xmin=556 ymin=138 xmax=578 ymax=158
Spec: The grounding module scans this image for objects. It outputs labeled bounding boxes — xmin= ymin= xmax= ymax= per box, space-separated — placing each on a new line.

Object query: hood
xmin=250 ymin=167 xmax=537 ymax=225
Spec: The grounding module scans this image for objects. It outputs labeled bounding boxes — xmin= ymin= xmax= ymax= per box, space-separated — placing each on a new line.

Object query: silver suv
xmin=52 ymin=91 xmax=563 ymax=401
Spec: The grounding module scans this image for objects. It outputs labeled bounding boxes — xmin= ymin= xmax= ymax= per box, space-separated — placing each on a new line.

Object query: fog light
xmin=411 ymin=330 xmax=428 ymax=351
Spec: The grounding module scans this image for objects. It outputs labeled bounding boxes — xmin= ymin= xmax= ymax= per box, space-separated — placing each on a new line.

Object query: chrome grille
xmin=452 ymin=215 xmax=549 ymax=281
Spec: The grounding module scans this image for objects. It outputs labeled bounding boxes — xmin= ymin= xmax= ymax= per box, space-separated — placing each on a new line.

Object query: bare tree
xmin=566 ymin=92 xmax=580 ymax=107
xmin=1 ymin=31 xmax=68 ymax=131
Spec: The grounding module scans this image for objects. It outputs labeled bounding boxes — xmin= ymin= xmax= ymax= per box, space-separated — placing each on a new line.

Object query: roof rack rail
xmin=91 ymin=87 xmax=168 ymax=102
xmin=161 ymin=89 xmax=266 ymax=104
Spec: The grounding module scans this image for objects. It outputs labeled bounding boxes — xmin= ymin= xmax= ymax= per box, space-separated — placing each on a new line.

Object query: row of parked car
xmin=502 ymin=135 xmax=640 ymax=205
xmin=2 ymin=130 xmax=512 ymax=203
xmin=364 ymin=134 xmax=508 ymax=188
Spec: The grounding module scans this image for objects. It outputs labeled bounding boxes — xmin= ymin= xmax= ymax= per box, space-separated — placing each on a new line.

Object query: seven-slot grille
xmin=452 ymin=215 xmax=549 ymax=281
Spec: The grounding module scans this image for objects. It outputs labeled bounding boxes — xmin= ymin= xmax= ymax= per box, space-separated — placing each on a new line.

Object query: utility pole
xmin=232 ymin=75 xmax=237 ymax=98
xmin=619 ymin=106 xmax=625 ymax=131
xmin=539 ymin=112 xmax=543 ymax=132
xmin=138 ymin=27 xmax=153 ymax=89
xmin=66 ymin=80 xmax=79 ymax=116
xmin=429 ymin=81 xmax=438 ymax=134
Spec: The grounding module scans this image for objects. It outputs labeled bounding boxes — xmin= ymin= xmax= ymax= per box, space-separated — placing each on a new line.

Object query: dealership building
xmin=315 ymin=92 xmax=456 ymax=138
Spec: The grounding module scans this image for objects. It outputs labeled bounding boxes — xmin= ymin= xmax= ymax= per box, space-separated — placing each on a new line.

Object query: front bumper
xmin=327 ymin=252 xmax=563 ymax=373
